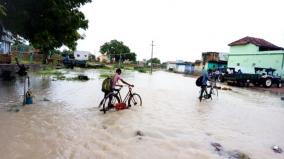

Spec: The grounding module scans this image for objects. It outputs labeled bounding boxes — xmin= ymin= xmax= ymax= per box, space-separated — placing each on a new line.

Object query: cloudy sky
xmin=76 ymin=0 xmax=284 ymax=62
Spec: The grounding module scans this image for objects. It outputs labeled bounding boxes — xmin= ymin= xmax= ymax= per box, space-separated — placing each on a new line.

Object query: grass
xmin=134 ymin=66 xmax=150 ymax=73
xmin=86 ymin=62 xmax=111 ymax=69
xmin=35 ymin=66 xmax=92 ymax=81
xmin=36 ymin=67 xmax=63 ymax=76
xmin=99 ymin=72 xmax=113 ymax=78
xmin=53 ymin=75 xmax=90 ymax=81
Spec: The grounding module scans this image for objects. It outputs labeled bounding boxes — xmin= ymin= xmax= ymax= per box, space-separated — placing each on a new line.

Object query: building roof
xmin=195 ymin=60 xmax=202 ymax=63
xmin=0 ymin=24 xmax=13 ymax=43
xmin=228 ymin=36 xmax=283 ymax=50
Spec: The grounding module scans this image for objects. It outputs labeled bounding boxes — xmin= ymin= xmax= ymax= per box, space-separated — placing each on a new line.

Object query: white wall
xmin=166 ymin=63 xmax=176 ymax=70
xmin=0 ymin=42 xmax=11 ymax=54
xmin=176 ymin=65 xmax=185 ymax=73
xmin=74 ymin=51 xmax=90 ymax=61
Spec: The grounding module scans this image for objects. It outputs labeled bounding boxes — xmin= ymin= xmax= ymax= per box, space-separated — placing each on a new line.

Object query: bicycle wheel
xmin=203 ymin=93 xmax=212 ymax=100
xmin=211 ymin=87 xmax=218 ymax=96
xmin=128 ymin=93 xmax=142 ymax=107
xmin=203 ymin=88 xmax=212 ymax=100
xmin=215 ymin=87 xmax=218 ymax=96
xmin=102 ymin=93 xmax=120 ymax=114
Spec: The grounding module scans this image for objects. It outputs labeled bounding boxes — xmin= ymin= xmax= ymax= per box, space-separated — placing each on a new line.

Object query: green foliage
xmin=137 ymin=68 xmax=147 ymax=73
xmin=99 ymin=73 xmax=113 ymax=78
xmin=134 ymin=66 xmax=149 ymax=73
xmin=51 ymin=50 xmax=62 ymax=56
xmin=147 ymin=57 xmax=161 ymax=64
xmin=36 ymin=68 xmax=63 ymax=76
xmin=1 ymin=0 xmax=91 ymax=62
xmin=100 ymin=40 xmax=136 ymax=62
xmin=0 ymin=4 xmax=6 ymax=16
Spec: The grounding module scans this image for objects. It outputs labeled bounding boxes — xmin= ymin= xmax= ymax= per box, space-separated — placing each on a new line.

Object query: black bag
xmin=196 ymin=76 xmax=203 ymax=87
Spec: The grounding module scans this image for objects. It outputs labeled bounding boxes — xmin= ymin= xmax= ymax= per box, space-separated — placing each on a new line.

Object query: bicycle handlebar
xmin=114 ymin=84 xmax=134 ymax=90
xmin=115 ymin=85 xmax=134 ymax=88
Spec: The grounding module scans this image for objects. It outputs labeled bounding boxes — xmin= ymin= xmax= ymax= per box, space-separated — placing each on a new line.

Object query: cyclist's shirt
xmin=112 ymin=73 xmax=122 ymax=88
xmin=201 ymin=71 xmax=208 ymax=86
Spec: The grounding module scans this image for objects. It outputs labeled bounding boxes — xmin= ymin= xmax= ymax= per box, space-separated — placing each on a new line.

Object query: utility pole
xmin=119 ymin=52 xmax=122 ymax=68
xmin=150 ymin=40 xmax=154 ymax=74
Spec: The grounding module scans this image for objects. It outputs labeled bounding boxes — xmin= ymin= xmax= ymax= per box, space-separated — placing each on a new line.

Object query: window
xmin=237 ymin=63 xmax=240 ymax=66
xmin=77 ymin=54 xmax=80 ymax=57
xmin=84 ymin=55 xmax=87 ymax=57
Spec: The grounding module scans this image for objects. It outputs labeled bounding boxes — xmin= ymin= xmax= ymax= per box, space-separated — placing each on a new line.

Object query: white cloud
xmin=77 ymin=0 xmax=284 ymax=62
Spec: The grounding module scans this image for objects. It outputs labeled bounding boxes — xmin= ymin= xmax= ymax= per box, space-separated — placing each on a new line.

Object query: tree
xmin=0 ymin=0 xmax=91 ymax=63
xmin=147 ymin=57 xmax=161 ymax=65
xmin=100 ymin=40 xmax=136 ymax=62
xmin=0 ymin=4 xmax=6 ymax=16
xmin=61 ymin=50 xmax=73 ymax=57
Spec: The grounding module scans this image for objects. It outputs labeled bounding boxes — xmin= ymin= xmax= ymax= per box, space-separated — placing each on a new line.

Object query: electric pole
xmin=119 ymin=52 xmax=122 ymax=68
xmin=150 ymin=40 xmax=154 ymax=74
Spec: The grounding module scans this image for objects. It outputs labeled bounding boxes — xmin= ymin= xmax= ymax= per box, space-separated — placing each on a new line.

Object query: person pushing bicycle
xmin=199 ymin=68 xmax=212 ymax=102
xmin=112 ymin=68 xmax=134 ymax=89
xmin=102 ymin=68 xmax=134 ymax=110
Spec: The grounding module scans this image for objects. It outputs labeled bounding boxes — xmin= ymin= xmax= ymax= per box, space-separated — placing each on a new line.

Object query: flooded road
xmin=0 ymin=69 xmax=283 ymax=159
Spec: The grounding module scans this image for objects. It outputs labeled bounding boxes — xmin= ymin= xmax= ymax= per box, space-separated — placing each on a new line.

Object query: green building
xmin=202 ymin=52 xmax=228 ymax=71
xmin=227 ymin=36 xmax=284 ymax=78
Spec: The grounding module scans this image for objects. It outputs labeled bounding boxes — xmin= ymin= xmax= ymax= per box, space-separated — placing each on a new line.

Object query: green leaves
xmin=147 ymin=58 xmax=161 ymax=64
xmin=1 ymin=0 xmax=91 ymax=62
xmin=0 ymin=4 xmax=6 ymax=16
xmin=100 ymin=40 xmax=137 ymax=62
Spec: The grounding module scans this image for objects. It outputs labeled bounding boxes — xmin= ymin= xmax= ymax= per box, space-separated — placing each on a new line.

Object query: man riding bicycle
xmin=102 ymin=68 xmax=134 ymax=110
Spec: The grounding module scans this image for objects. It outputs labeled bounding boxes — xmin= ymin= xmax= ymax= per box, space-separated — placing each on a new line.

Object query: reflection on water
xmin=0 ymin=69 xmax=283 ymax=159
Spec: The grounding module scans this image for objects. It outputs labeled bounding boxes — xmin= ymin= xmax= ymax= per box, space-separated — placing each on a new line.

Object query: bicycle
xmin=200 ymin=86 xmax=212 ymax=101
xmin=208 ymin=80 xmax=218 ymax=96
xmin=199 ymin=81 xmax=218 ymax=101
xmin=99 ymin=86 xmax=142 ymax=114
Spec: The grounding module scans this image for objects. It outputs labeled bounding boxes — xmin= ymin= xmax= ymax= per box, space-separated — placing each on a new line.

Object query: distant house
xmin=185 ymin=62 xmax=194 ymax=74
xmin=0 ymin=25 xmax=13 ymax=54
xmin=166 ymin=61 xmax=177 ymax=71
xmin=194 ymin=60 xmax=203 ymax=73
xmin=202 ymin=52 xmax=228 ymax=71
xmin=176 ymin=61 xmax=194 ymax=74
xmin=97 ymin=54 xmax=110 ymax=63
xmin=166 ymin=60 xmax=194 ymax=74
xmin=137 ymin=60 xmax=146 ymax=67
xmin=73 ymin=51 xmax=91 ymax=66
xmin=74 ymin=51 xmax=91 ymax=61
xmin=227 ymin=36 xmax=284 ymax=78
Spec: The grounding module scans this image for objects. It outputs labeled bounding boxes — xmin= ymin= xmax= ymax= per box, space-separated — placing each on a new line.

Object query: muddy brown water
xmin=0 ymin=69 xmax=283 ymax=159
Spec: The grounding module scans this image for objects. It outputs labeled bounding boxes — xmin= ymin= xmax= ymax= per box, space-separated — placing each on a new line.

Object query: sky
xmin=76 ymin=0 xmax=284 ymax=62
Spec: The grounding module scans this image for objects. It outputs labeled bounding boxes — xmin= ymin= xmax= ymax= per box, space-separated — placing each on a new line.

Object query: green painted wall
xmin=230 ymin=44 xmax=259 ymax=54
xmin=228 ymin=44 xmax=284 ymax=78
xmin=205 ymin=62 xmax=227 ymax=70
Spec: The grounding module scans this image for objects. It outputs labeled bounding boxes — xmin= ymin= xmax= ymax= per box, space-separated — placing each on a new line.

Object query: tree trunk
xmin=42 ymin=53 xmax=48 ymax=64
xmin=42 ymin=48 xmax=49 ymax=64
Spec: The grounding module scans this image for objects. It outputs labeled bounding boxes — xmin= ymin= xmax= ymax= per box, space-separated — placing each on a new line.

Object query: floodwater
xmin=0 ymin=69 xmax=283 ymax=159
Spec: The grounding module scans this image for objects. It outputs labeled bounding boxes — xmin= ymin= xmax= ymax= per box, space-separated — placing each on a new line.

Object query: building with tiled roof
xmin=227 ymin=36 xmax=284 ymax=78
